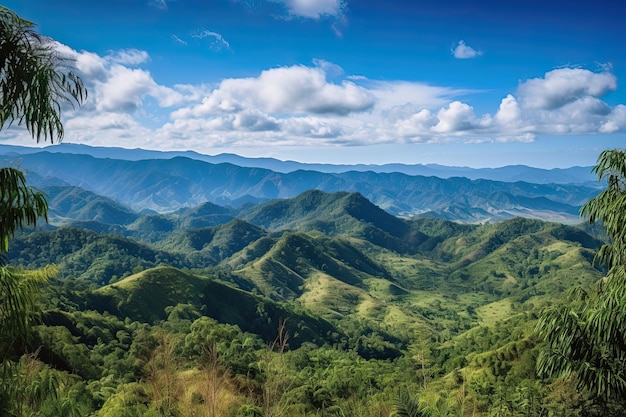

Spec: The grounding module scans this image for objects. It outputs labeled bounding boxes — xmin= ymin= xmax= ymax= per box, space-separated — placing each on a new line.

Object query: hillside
xmin=9 ymin=192 xmax=604 ymax=342
xmin=6 ymin=188 xmax=614 ymax=416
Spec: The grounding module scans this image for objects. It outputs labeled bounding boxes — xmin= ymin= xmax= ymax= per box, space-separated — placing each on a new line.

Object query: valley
xmin=4 ymin=161 xmax=614 ymax=415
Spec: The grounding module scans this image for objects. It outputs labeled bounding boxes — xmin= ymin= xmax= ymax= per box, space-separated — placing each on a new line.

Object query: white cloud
xmin=160 ymin=65 xmax=626 ymax=148
xmin=54 ymin=43 xmax=107 ymax=79
xmin=192 ymin=30 xmax=232 ymax=51
xmin=432 ymin=101 xmax=491 ymax=133
xmin=452 ymin=40 xmax=482 ymax=59
xmin=283 ymin=116 xmax=345 ymax=138
xmin=65 ymin=113 xmax=140 ymax=131
xmin=312 ymin=58 xmax=344 ymax=77
xmin=108 ymin=49 xmax=150 ymax=65
xmin=276 ymin=0 xmax=345 ymax=19
xmin=395 ymin=109 xmax=436 ymax=138
xmin=94 ymin=65 xmax=184 ymax=112
xmin=368 ymin=81 xmax=469 ymax=113
xmin=517 ymin=68 xmax=617 ymax=110
xmin=172 ymin=64 xmax=374 ymax=118
xmin=233 ymin=111 xmax=281 ymax=131
xmin=40 ymin=46 xmax=626 ymax=155
xmin=494 ymin=94 xmax=524 ymax=128
xmin=600 ymin=105 xmax=626 ymax=133
xmin=172 ymin=35 xmax=188 ymax=45
xmin=49 ymin=44 xmax=200 ymax=129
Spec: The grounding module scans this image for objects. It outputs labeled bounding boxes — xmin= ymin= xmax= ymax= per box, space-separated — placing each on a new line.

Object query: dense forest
xmin=2 ymin=183 xmax=625 ymax=416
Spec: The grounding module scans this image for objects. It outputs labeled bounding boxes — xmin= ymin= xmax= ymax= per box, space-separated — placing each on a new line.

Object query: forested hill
xmin=6 ymin=187 xmax=610 ymax=415
xmin=0 ymin=150 xmax=600 ymax=223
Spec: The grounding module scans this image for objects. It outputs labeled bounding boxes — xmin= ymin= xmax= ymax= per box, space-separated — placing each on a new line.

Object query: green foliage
xmin=393 ymin=391 xmax=429 ymax=417
xmin=0 ymin=7 xmax=89 ymax=415
xmin=536 ymin=271 xmax=626 ymax=405
xmin=0 ymin=265 xmax=56 ymax=359
xmin=8 ymin=227 xmax=189 ymax=284
xmin=159 ymin=218 xmax=266 ymax=263
xmin=537 ymin=148 xmax=626 ymax=410
xmin=0 ymin=6 xmax=86 ymax=142
xmin=0 ymin=354 xmax=94 ymax=417
xmin=0 ymin=167 xmax=48 ymax=253
xmin=94 ymin=266 xmax=208 ymax=323
xmin=580 ymin=148 xmax=626 ymax=268
xmin=2 ymin=176 xmax=618 ymax=416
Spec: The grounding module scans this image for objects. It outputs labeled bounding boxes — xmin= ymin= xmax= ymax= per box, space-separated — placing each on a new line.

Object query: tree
xmin=0 ymin=6 xmax=86 ymax=142
xmin=0 ymin=6 xmax=86 ymax=251
xmin=536 ymin=149 xmax=626 ymax=410
xmin=0 ymin=265 xmax=57 ymax=358
xmin=393 ymin=391 xmax=430 ymax=417
xmin=0 ymin=3 xmax=85 ymax=396
xmin=0 ymin=167 xmax=48 ymax=254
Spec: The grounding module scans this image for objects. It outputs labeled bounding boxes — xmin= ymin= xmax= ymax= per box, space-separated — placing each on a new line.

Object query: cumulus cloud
xmin=485 ymin=67 xmax=623 ymax=136
xmin=283 ymin=116 xmax=345 ymax=138
xmin=517 ymin=67 xmax=617 ymax=110
xmin=387 ymin=67 xmax=625 ymax=142
xmin=161 ymin=65 xmax=626 ymax=148
xmin=432 ymin=101 xmax=482 ymax=133
xmin=33 ymin=45 xmax=626 ymax=154
xmin=94 ymin=65 xmax=184 ymax=112
xmin=368 ymin=81 xmax=469 ymax=113
xmin=233 ymin=111 xmax=281 ymax=131
xmin=108 ymin=49 xmax=150 ymax=65
xmin=494 ymin=94 xmax=523 ymax=128
xmin=46 ymin=43 xmax=202 ymax=145
xmin=452 ymin=40 xmax=482 ymax=59
xmin=172 ymin=64 xmax=374 ymax=118
xmin=600 ymin=105 xmax=626 ymax=133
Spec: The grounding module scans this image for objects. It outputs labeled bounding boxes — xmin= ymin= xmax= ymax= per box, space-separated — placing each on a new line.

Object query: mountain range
xmin=8 ymin=187 xmax=605 ymax=360
xmin=0 ymin=143 xmax=597 ymax=182
xmin=0 ymin=145 xmax=602 ymax=223
xmin=4 ymin=158 xmax=611 ymax=414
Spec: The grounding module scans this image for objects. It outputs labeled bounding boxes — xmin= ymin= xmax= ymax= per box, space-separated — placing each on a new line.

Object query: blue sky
xmin=3 ymin=0 xmax=626 ymax=167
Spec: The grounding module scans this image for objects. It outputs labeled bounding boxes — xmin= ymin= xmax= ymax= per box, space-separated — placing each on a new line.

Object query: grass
xmin=476 ymin=299 xmax=514 ymax=326
xmin=96 ymin=266 xmax=208 ymax=322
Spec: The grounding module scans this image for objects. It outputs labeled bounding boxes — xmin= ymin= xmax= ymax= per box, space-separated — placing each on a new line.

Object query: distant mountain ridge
xmin=0 ymin=146 xmax=602 ymax=223
xmin=0 ymin=143 xmax=596 ymax=183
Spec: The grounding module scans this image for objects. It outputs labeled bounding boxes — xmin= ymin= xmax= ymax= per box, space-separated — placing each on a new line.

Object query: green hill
xmin=158 ymin=219 xmax=266 ymax=263
xmin=8 ymin=228 xmax=188 ymax=284
xmin=46 ymin=185 xmax=139 ymax=225
xmin=7 ymin=188 xmax=615 ymax=417
xmin=241 ymin=190 xmax=428 ymax=252
xmin=90 ymin=265 xmax=342 ymax=349
xmin=93 ymin=266 xmax=208 ymax=323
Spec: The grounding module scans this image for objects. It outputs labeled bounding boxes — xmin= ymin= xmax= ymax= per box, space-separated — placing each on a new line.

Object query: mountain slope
xmin=240 ymin=190 xmax=427 ymax=252
xmin=1 ymin=151 xmax=599 ymax=223
xmin=158 ymin=219 xmax=267 ymax=262
xmin=91 ymin=265 xmax=342 ymax=348
xmin=0 ymin=143 xmax=597 ymax=183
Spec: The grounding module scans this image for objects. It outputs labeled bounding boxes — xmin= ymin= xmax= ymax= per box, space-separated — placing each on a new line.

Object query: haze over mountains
xmin=0 ymin=143 xmax=597 ymax=181
xmin=0 ymin=144 xmax=600 ymax=223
